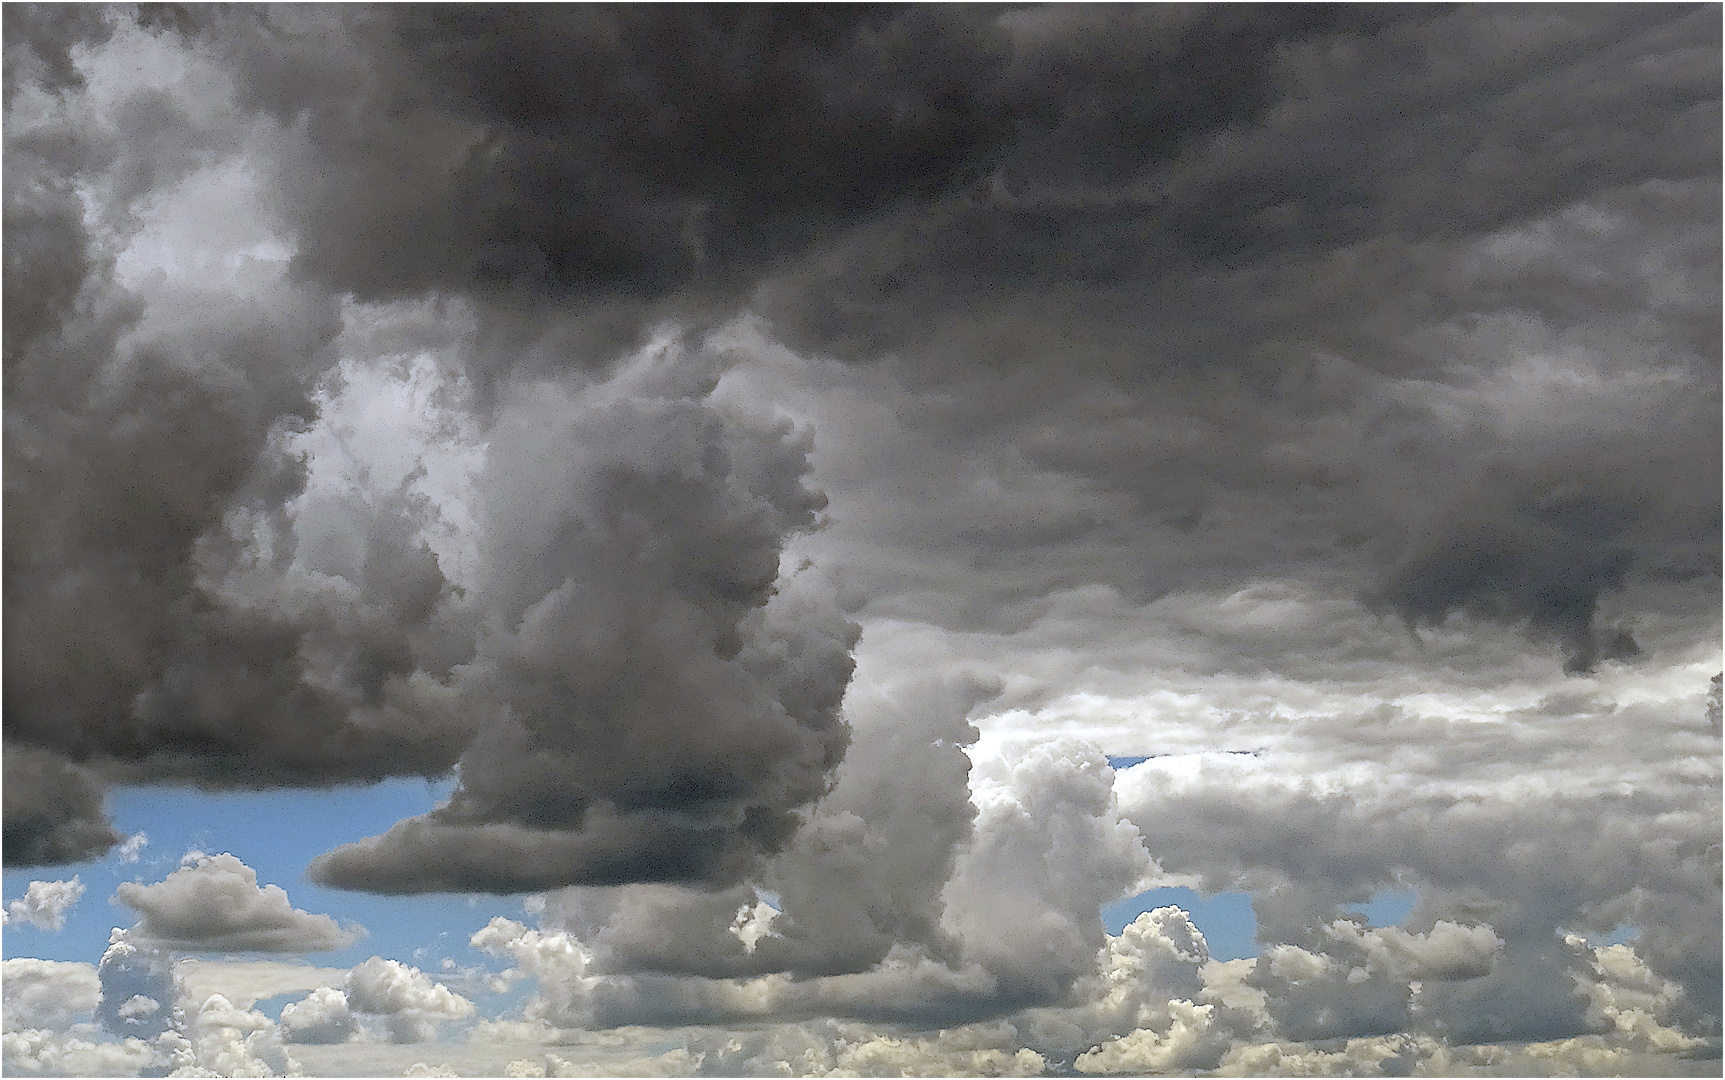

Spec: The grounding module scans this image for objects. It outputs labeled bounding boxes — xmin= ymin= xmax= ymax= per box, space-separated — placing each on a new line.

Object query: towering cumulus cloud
xmin=308 ymin=337 xmax=858 ymax=892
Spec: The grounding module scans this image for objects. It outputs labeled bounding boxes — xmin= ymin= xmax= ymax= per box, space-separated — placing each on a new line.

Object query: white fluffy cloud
xmin=0 ymin=959 xmax=101 ymax=1032
xmin=3 ymin=878 xmax=84 ymax=931
xmin=342 ymin=958 xmax=477 ymax=1044
xmin=159 ymin=993 xmax=301 ymax=1078
xmin=1 ymin=1028 xmax=157 ymax=1077
xmin=114 ymin=852 xmax=360 ymax=952
xmin=279 ymin=987 xmax=357 ymax=1046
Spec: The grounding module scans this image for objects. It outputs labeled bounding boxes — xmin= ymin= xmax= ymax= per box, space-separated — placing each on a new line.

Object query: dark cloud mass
xmin=2 ymin=750 xmax=122 ymax=867
xmin=1 ymin=4 xmax=1719 ymax=1075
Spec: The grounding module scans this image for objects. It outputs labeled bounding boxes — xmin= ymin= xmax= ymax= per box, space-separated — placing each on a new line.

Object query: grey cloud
xmin=309 ymin=341 xmax=858 ymax=894
xmin=114 ymin=851 xmax=361 ymax=952
xmin=472 ymin=736 xmax=1152 ymax=1035
xmin=1 ymin=4 xmax=112 ymax=99
xmin=1374 ymin=469 xmax=1648 ymax=674
xmin=2 ymin=750 xmax=122 ymax=866
xmin=4 ymin=9 xmax=473 ymax=806
xmin=6 ymin=10 xmax=862 ymax=894
xmin=188 ymin=5 xmax=1364 ymax=310
xmin=538 ymin=663 xmax=994 ymax=983
xmin=1114 ymin=742 xmax=1721 ymax=1041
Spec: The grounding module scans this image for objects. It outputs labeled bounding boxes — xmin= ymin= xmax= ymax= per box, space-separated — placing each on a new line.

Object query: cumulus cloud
xmin=96 ymin=929 xmax=177 ymax=1039
xmin=0 ymin=959 xmax=101 ymax=1032
xmin=4 ymin=877 xmax=84 ymax=931
xmin=0 ymin=1028 xmax=157 ymax=1078
xmin=344 ymin=957 xmax=476 ymax=1043
xmin=305 ymin=335 xmax=859 ymax=895
xmin=159 ymin=992 xmax=302 ymax=1078
xmin=279 ymin=987 xmax=358 ymax=1046
xmin=114 ymin=852 xmax=360 ymax=952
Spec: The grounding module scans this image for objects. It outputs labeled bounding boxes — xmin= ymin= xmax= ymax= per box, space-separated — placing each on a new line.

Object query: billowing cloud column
xmin=312 ymin=337 xmax=858 ymax=893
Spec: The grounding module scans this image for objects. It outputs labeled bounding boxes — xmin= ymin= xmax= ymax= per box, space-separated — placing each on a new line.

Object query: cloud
xmin=159 ymin=992 xmax=302 ymax=1078
xmin=4 ymin=877 xmax=84 ymax=931
xmin=1075 ymin=999 xmax=1233 ymax=1075
xmin=0 ymin=1028 xmax=157 ymax=1078
xmin=95 ymin=929 xmax=176 ymax=1038
xmin=5 ymin=0 xmax=1713 ymax=949
xmin=1372 ymin=469 xmax=1649 ymax=673
xmin=344 ymin=958 xmax=476 ymax=1044
xmin=2 ymin=751 xmax=122 ymax=867
xmin=113 ymin=851 xmax=361 ymax=952
xmin=278 ymin=987 xmax=358 ymax=1046
xmin=0 ymin=959 xmax=101 ymax=1032
xmin=465 ymin=732 xmax=1154 ymax=1035
xmin=172 ymin=959 xmax=352 ymax=1013
xmin=117 ymin=832 xmax=149 ymax=864
xmin=307 ymin=336 xmax=858 ymax=895
xmin=1110 ymin=702 xmax=1721 ymax=1044
xmin=0 ymin=8 xmax=1717 ymax=1073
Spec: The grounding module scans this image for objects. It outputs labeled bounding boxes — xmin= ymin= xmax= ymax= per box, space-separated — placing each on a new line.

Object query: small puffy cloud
xmin=4 ymin=877 xmax=84 ymax=930
xmin=470 ymin=917 xmax=594 ymax=1027
xmin=1320 ymin=917 xmax=1503 ymax=983
xmin=1569 ymin=937 xmax=1706 ymax=1056
xmin=113 ymin=851 xmax=360 ymax=952
xmin=117 ymin=832 xmax=149 ymax=864
xmin=345 ymin=957 xmax=476 ymax=1043
xmin=279 ymin=987 xmax=358 ymax=1045
xmin=729 ymin=896 xmax=782 ymax=955
xmin=0 ymin=959 xmax=101 ymax=1032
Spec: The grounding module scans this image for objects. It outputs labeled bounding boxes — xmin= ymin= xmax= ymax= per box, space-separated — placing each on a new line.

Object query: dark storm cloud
xmin=308 ymin=343 xmax=859 ymax=894
xmin=1 ymin=3 xmax=112 ymax=99
xmin=1377 ymin=473 xmax=1649 ymax=674
xmin=200 ymin=4 xmax=1368 ymax=307
xmin=5 ymin=5 xmax=855 ymax=882
xmin=3 ymin=0 xmax=1717 ymax=925
xmin=2 ymin=750 xmax=122 ymax=867
xmin=3 ymin=16 xmax=467 ymax=806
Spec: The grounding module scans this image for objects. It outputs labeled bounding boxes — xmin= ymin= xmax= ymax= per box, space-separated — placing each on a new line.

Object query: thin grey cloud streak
xmin=2 ymin=4 xmax=1719 ymax=1077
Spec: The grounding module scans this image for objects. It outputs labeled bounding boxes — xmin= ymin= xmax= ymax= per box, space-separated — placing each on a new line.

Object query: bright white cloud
xmin=4 ymin=878 xmax=84 ymax=931
xmin=280 ymin=987 xmax=357 ymax=1046
xmin=0 ymin=959 xmax=101 ymax=1032
xmin=344 ymin=958 xmax=476 ymax=1043
xmin=117 ymin=832 xmax=149 ymax=864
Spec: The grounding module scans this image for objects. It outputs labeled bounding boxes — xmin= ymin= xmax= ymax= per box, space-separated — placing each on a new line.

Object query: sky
xmin=1 ymin=4 xmax=1719 ymax=1078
